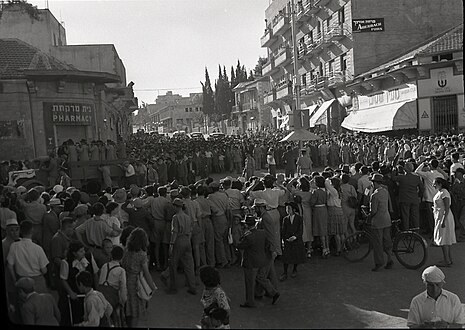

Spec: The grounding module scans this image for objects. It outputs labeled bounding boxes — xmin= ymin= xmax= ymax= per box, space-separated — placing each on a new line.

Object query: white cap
xmin=6 ymin=218 xmax=19 ymax=227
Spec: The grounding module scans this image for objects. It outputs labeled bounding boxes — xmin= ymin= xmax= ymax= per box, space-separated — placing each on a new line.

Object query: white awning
xmin=341 ymin=101 xmax=417 ymax=133
xmin=309 ymin=99 xmax=335 ymax=127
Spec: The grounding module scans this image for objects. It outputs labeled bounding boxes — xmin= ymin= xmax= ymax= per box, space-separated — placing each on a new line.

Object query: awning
xmin=309 ymin=99 xmax=335 ymax=127
xmin=341 ymin=101 xmax=417 ymax=133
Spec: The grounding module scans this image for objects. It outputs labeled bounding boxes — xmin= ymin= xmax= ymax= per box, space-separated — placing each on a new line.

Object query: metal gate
xmin=432 ymin=95 xmax=458 ymax=133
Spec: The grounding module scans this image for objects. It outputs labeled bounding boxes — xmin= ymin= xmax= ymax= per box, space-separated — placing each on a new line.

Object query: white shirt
xmin=450 ymin=162 xmax=464 ymax=176
xmin=125 ymin=164 xmax=135 ymax=177
xmin=415 ymin=164 xmax=445 ymax=202
xmin=101 ymin=214 xmax=121 ymax=246
xmin=7 ymin=238 xmax=49 ymax=277
xmin=267 ymin=154 xmax=276 ymax=165
xmin=250 ymin=188 xmax=284 ymax=209
xmin=407 ymin=289 xmax=465 ymax=327
xmin=98 ymin=261 xmax=127 ymax=305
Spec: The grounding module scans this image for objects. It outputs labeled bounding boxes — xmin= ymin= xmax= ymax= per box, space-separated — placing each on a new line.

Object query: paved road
xmin=142 ymin=238 xmax=464 ymax=328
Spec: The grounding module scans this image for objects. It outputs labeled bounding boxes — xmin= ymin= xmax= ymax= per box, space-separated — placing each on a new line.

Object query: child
xmin=230 ymin=214 xmax=243 ymax=265
xmin=97 ymin=246 xmax=127 ymax=327
xmin=75 ymin=271 xmax=113 ymax=327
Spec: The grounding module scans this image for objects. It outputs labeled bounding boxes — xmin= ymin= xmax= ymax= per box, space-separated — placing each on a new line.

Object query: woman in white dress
xmin=432 ymin=177 xmax=456 ymax=267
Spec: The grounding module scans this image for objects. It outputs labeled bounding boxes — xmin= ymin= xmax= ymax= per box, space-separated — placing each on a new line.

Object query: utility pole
xmin=290 ymin=0 xmax=302 ymax=129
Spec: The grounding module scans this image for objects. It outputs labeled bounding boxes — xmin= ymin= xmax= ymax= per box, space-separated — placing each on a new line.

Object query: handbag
xmin=136 ymin=272 xmax=156 ymax=301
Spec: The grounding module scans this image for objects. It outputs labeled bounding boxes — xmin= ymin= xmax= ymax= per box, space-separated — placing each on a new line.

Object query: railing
xmin=261 ymin=28 xmax=275 ymax=48
xmin=275 ymin=47 xmax=292 ymax=67
xmin=242 ymin=101 xmax=257 ymax=111
xmin=327 ymin=23 xmax=352 ymax=41
xmin=232 ymin=105 xmax=241 ymax=113
xmin=262 ymin=58 xmax=275 ymax=75
xmin=263 ymin=89 xmax=276 ymax=104
xmin=326 ymin=71 xmax=353 ymax=85
xmin=272 ymin=15 xmax=290 ymax=35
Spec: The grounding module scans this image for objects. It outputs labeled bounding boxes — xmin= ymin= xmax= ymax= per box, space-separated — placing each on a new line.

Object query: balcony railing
xmin=327 ymin=71 xmax=354 ymax=86
xmin=232 ymin=105 xmax=241 ymax=114
xmin=276 ymin=81 xmax=293 ymax=99
xmin=275 ymin=47 xmax=292 ymax=67
xmin=327 ymin=23 xmax=352 ymax=41
xmin=261 ymin=28 xmax=276 ymax=48
xmin=264 ymin=89 xmax=276 ymax=105
xmin=272 ymin=15 xmax=290 ymax=35
xmin=262 ymin=58 xmax=276 ymax=76
xmin=242 ymin=101 xmax=257 ymax=111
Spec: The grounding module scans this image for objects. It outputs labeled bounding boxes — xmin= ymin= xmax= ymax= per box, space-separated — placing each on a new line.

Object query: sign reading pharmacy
xmin=46 ymin=103 xmax=94 ymax=125
xmin=352 ymin=18 xmax=385 ymax=33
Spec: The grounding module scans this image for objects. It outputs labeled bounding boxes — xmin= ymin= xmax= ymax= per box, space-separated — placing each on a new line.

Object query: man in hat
xmin=407 ymin=265 xmax=465 ymax=328
xmin=207 ymin=181 xmax=231 ymax=268
xmin=368 ymin=173 xmax=394 ymax=272
xmin=236 ymin=215 xmax=280 ymax=308
xmin=42 ymin=198 xmax=62 ymax=259
xmin=16 ymin=277 xmax=60 ymax=326
xmin=296 ymin=149 xmax=313 ymax=177
xmin=253 ymin=198 xmax=280 ymax=290
xmin=112 ymin=188 xmax=129 ymax=226
xmin=3 ymin=217 xmax=21 ymax=323
xmin=160 ymin=198 xmax=197 ymax=295
xmin=282 ymin=145 xmax=297 ymax=179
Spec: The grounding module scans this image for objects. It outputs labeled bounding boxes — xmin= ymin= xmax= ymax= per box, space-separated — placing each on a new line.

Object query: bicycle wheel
xmin=393 ymin=232 xmax=428 ymax=270
xmin=342 ymin=231 xmax=373 ymax=262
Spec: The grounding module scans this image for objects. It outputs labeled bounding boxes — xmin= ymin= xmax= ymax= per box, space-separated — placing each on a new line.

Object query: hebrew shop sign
xmin=45 ymin=103 xmax=94 ymax=125
xmin=352 ymin=18 xmax=385 ymax=33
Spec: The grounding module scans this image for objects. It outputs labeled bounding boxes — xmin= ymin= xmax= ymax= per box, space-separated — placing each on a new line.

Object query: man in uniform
xmin=296 ymin=149 xmax=313 ymax=176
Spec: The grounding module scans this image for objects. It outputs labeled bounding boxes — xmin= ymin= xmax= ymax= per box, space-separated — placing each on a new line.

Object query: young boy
xmin=75 ymin=271 xmax=113 ymax=327
xmin=97 ymin=246 xmax=127 ymax=326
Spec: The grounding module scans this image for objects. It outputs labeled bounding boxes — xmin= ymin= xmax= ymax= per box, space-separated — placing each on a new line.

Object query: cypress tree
xmin=200 ymin=67 xmax=215 ymax=125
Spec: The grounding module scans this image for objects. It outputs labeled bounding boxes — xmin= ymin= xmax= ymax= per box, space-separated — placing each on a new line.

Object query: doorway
xmin=433 ymin=95 xmax=458 ymax=133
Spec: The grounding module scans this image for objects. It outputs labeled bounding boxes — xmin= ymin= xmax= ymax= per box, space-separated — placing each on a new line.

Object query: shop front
xmin=417 ymin=66 xmax=464 ymax=133
xmin=342 ymin=83 xmax=418 ymax=133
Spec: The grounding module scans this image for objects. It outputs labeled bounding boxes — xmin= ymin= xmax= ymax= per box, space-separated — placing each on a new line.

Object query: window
xmin=302 ymin=74 xmax=307 ymax=87
xmin=0 ymin=120 xmax=24 ymax=139
xmin=432 ymin=53 xmax=453 ymax=62
xmin=316 ymin=21 xmax=321 ymax=36
xmin=189 ymin=107 xmax=193 ymax=112
xmin=0 ymin=82 xmax=3 ymax=93
xmin=340 ymin=53 xmax=347 ymax=72
xmin=338 ymin=7 xmax=345 ymax=24
xmin=326 ymin=17 xmax=331 ymax=29
xmin=328 ymin=59 xmax=335 ymax=74
xmin=185 ymin=108 xmax=188 ymax=112
xmin=319 ymin=62 xmax=324 ymax=76
xmin=310 ymin=70 xmax=315 ymax=81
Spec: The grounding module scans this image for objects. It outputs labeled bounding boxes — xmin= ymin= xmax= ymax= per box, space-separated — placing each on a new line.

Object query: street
xmin=144 ymin=233 xmax=465 ymax=328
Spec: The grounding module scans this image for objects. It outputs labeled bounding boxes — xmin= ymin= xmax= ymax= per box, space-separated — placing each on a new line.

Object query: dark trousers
xmin=399 ymin=202 xmax=420 ymax=231
xmin=285 ymin=168 xmax=295 ymax=178
xmin=203 ymin=217 xmax=215 ymax=267
xmin=422 ymin=202 xmax=434 ymax=234
xmin=243 ymin=266 xmax=277 ymax=306
xmin=370 ymin=226 xmax=393 ymax=266
xmin=212 ymin=215 xmax=228 ymax=266
xmin=255 ymin=257 xmax=278 ymax=296
xmin=162 ymin=236 xmax=196 ymax=290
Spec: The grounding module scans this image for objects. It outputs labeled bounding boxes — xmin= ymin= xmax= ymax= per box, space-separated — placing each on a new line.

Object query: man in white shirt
xmin=7 ymin=220 xmax=49 ymax=294
xmin=450 ymin=152 xmax=464 ymax=183
xmin=120 ymin=161 xmax=136 ymax=189
xmin=407 ymin=265 xmax=465 ymax=328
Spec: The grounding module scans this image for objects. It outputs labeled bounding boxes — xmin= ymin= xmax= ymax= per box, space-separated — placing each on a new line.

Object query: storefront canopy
xmin=341 ymin=101 xmax=417 ymax=133
xmin=309 ymin=99 xmax=335 ymax=127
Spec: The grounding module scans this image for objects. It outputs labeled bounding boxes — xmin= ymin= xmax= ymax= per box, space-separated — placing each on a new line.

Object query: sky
xmin=28 ymin=0 xmax=271 ymax=104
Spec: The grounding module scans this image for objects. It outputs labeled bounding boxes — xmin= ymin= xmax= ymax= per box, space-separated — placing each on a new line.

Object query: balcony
xmin=315 ymin=0 xmax=330 ymax=7
xmin=261 ymin=28 xmax=276 ymax=48
xmin=272 ymin=15 xmax=290 ymax=36
xmin=327 ymin=23 xmax=352 ymax=42
xmin=274 ymin=47 xmax=292 ymax=67
xmin=232 ymin=105 xmax=242 ymax=114
xmin=262 ymin=58 xmax=277 ymax=76
xmin=264 ymin=89 xmax=276 ymax=105
xmin=327 ymin=71 xmax=354 ymax=86
xmin=242 ymin=101 xmax=257 ymax=112
xmin=276 ymin=81 xmax=293 ymax=100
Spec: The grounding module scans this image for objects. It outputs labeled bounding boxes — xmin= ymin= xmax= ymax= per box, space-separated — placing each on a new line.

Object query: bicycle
xmin=342 ymin=206 xmax=428 ymax=269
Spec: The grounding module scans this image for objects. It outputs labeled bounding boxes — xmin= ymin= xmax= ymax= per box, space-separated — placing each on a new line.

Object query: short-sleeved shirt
xmin=22 ymin=201 xmax=47 ymax=225
xmin=250 ymin=188 xmax=285 ymax=209
xmin=407 ymin=289 xmax=465 ymax=327
xmin=125 ymin=164 xmax=135 ymax=177
xmin=75 ymin=217 xmax=114 ymax=247
xmin=7 ymin=238 xmax=49 ymax=277
xmin=171 ymin=212 xmax=193 ymax=239
xmin=60 ymin=256 xmax=99 ymax=280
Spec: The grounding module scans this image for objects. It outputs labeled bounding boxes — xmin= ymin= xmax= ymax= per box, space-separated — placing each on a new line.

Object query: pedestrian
xmin=266 ymin=148 xmax=277 ymax=177
xmin=309 ymin=176 xmax=329 ymax=258
xmin=160 ymin=198 xmax=197 ymax=295
xmin=325 ymin=177 xmax=346 ymax=256
xmin=432 ymin=177 xmax=456 ymax=267
xmin=279 ymin=201 xmax=306 ymax=281
xmin=16 ymin=277 xmax=61 ymax=326
xmin=296 ymin=149 xmax=313 ymax=176
xmin=407 ymin=265 xmax=465 ymax=328
xmin=196 ymin=185 xmax=216 ymax=267
xmin=7 ymin=220 xmax=49 ymax=294
xmin=199 ymin=265 xmax=230 ymax=329
xmin=236 ymin=215 xmax=280 ymax=308
xmin=75 ymin=270 xmax=113 ymax=327
xmin=368 ymin=173 xmax=394 ymax=272
xmin=121 ymin=227 xmax=157 ymax=327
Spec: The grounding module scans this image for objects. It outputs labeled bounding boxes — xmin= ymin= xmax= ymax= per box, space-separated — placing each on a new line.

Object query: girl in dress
xmin=279 ymin=201 xmax=306 ymax=281
xmin=325 ymin=177 xmax=346 ymax=256
xmin=199 ymin=266 xmax=230 ymax=329
xmin=310 ymin=176 xmax=329 ymax=258
xmin=432 ymin=178 xmax=456 ymax=267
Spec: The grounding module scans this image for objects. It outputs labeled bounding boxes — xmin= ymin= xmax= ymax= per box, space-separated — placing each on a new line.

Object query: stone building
xmin=261 ymin=0 xmax=463 ymax=132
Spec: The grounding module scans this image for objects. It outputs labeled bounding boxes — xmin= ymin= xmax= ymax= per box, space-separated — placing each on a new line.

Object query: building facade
xmin=0 ymin=1 xmax=137 ymax=153
xmin=261 ymin=0 xmax=463 ymax=132
xmin=232 ymin=77 xmax=272 ymax=133
xmin=147 ymin=92 xmax=204 ymax=133
xmin=342 ymin=24 xmax=464 ymax=134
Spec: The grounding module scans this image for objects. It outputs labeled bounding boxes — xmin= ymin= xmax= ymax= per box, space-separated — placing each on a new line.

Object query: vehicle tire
xmin=342 ymin=231 xmax=373 ymax=262
xmin=393 ymin=232 xmax=428 ymax=270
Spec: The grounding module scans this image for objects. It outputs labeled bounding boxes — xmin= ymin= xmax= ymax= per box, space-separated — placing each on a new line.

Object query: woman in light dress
xmin=432 ymin=177 xmax=456 ymax=267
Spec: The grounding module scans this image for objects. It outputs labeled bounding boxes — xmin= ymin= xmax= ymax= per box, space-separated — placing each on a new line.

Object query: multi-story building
xmin=261 ymin=0 xmax=463 ymax=132
xmin=232 ymin=76 xmax=272 ymax=133
xmin=0 ymin=1 xmax=137 ymax=150
xmin=341 ymin=24 xmax=463 ymax=134
xmin=148 ymin=92 xmax=204 ymax=133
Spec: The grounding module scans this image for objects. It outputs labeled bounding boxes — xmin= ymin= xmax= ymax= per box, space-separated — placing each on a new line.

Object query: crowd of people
xmin=1 ymin=128 xmax=465 ymax=328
